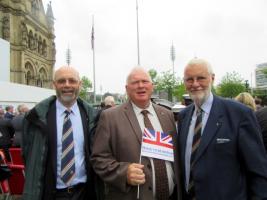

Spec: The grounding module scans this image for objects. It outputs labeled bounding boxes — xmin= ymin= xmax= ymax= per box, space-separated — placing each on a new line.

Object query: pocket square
xmin=216 ymin=138 xmax=230 ymax=144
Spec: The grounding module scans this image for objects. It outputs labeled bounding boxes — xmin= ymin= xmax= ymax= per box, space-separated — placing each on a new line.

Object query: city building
xmin=0 ymin=0 xmax=55 ymax=89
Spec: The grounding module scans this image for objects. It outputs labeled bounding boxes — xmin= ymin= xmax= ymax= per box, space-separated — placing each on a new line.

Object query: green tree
xmin=173 ymin=81 xmax=186 ymax=101
xmin=262 ymin=68 xmax=267 ymax=78
xmin=148 ymin=69 xmax=157 ymax=84
xmin=79 ymin=76 xmax=92 ymax=101
xmin=155 ymin=70 xmax=178 ymax=101
xmin=216 ymin=71 xmax=246 ymax=98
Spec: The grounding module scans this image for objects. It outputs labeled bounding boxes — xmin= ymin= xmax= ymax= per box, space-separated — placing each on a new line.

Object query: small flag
xmin=91 ymin=25 xmax=94 ymax=50
xmin=141 ymin=128 xmax=174 ymax=162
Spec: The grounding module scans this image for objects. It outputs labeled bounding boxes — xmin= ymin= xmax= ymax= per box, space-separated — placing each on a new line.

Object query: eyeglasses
xmin=55 ymin=78 xmax=79 ymax=85
xmin=183 ymin=76 xmax=207 ymax=84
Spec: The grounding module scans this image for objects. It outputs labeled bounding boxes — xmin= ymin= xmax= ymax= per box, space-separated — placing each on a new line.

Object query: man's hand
xmin=127 ymin=163 xmax=145 ymax=186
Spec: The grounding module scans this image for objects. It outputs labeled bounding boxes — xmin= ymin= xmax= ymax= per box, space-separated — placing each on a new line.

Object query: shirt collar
xmin=56 ymin=99 xmax=78 ymax=116
xmin=131 ymin=101 xmax=155 ymax=116
xmin=196 ymin=92 xmax=213 ymax=115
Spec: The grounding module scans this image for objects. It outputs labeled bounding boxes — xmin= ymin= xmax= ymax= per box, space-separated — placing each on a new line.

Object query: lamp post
xmin=245 ymin=80 xmax=249 ymax=92
xmin=170 ymin=43 xmax=175 ymax=102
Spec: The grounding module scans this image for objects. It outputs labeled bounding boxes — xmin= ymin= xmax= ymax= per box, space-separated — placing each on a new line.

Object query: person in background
xmin=103 ymin=95 xmax=116 ymax=108
xmin=11 ymin=104 xmax=29 ymax=147
xmin=255 ymin=96 xmax=263 ymax=111
xmin=256 ymin=107 xmax=267 ymax=152
xmin=0 ymin=117 xmax=14 ymax=162
xmin=0 ymin=107 xmax=5 ymax=119
xmin=175 ymin=58 xmax=267 ymax=200
xmin=91 ymin=67 xmax=181 ymax=200
xmin=22 ymin=66 xmax=97 ymax=200
xmin=234 ymin=92 xmax=256 ymax=111
xmin=4 ymin=105 xmax=15 ymax=119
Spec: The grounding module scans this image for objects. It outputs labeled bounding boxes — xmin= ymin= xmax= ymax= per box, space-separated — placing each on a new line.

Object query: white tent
xmin=0 ymin=81 xmax=55 ymax=109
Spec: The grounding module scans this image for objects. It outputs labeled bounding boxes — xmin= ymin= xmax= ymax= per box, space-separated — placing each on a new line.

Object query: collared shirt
xmin=56 ymin=100 xmax=86 ymax=189
xmin=185 ymin=93 xmax=213 ymax=190
xmin=132 ymin=101 xmax=175 ymax=197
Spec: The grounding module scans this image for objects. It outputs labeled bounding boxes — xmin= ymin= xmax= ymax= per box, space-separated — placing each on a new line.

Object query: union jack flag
xmin=143 ymin=128 xmax=173 ymax=149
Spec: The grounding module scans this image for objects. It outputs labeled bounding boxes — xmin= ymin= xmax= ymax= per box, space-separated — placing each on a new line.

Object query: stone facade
xmin=0 ymin=0 xmax=55 ymax=89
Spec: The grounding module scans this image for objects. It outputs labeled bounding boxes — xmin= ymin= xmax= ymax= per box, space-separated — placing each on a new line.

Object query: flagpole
xmin=91 ymin=15 xmax=96 ymax=104
xmin=136 ymin=0 xmax=140 ymax=65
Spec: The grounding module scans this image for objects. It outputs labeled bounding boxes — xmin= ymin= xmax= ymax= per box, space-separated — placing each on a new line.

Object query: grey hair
xmin=126 ymin=66 xmax=152 ymax=84
xmin=186 ymin=58 xmax=214 ymax=74
xmin=104 ymin=96 xmax=115 ymax=106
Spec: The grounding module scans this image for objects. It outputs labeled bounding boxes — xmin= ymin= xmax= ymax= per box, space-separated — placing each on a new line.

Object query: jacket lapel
xmin=194 ymin=96 xmax=223 ymax=163
xmin=46 ymin=102 xmax=57 ymax=181
xmin=124 ymin=101 xmax=143 ymax=144
xmin=153 ymin=104 xmax=170 ymax=133
xmin=179 ymin=105 xmax=194 ymax=173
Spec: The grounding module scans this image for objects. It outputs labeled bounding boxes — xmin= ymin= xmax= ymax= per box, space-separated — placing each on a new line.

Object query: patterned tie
xmin=188 ymin=108 xmax=203 ymax=199
xmin=141 ymin=110 xmax=169 ymax=200
xmin=61 ymin=110 xmax=75 ymax=185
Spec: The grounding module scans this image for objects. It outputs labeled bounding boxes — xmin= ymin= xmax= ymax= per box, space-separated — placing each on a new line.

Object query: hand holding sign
xmin=127 ymin=163 xmax=146 ymax=186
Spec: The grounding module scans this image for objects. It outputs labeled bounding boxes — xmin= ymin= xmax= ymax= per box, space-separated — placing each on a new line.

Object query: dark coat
xmin=22 ymin=96 xmax=98 ymax=200
xmin=11 ymin=114 xmax=25 ymax=147
xmin=175 ymin=95 xmax=267 ymax=200
xmin=255 ymin=107 xmax=267 ymax=152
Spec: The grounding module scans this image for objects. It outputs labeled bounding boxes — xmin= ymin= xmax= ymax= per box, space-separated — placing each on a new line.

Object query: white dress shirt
xmin=185 ymin=93 xmax=213 ymax=190
xmin=56 ymin=100 xmax=87 ymax=189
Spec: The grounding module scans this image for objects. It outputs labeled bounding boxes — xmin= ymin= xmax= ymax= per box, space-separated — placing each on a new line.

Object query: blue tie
xmin=61 ymin=110 xmax=75 ymax=185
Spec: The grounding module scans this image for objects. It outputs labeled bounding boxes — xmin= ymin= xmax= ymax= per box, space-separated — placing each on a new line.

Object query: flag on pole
xmin=141 ymin=128 xmax=174 ymax=162
xmin=91 ymin=24 xmax=94 ymax=50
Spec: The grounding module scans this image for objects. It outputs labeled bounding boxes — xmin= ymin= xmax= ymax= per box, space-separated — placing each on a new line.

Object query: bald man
xmin=22 ymin=66 xmax=98 ymax=200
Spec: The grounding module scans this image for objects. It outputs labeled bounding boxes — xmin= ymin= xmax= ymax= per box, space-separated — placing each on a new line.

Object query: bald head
xmin=53 ymin=66 xmax=80 ymax=82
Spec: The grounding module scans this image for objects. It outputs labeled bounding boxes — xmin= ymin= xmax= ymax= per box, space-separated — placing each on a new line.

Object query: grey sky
xmin=43 ymin=0 xmax=267 ymax=94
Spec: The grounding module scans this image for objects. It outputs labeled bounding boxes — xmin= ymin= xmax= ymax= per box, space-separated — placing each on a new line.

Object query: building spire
xmin=46 ymin=1 xmax=55 ymax=29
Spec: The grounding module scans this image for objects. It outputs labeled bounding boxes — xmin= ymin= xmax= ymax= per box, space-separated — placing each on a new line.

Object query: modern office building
xmin=255 ymin=63 xmax=267 ymax=89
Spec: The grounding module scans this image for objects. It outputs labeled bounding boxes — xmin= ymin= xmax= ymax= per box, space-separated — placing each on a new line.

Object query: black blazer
xmin=43 ymin=101 xmax=96 ymax=199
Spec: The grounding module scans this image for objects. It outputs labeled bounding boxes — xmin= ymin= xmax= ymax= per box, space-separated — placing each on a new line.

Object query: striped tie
xmin=188 ymin=108 xmax=203 ymax=199
xmin=61 ymin=110 xmax=75 ymax=185
xmin=141 ymin=110 xmax=169 ymax=200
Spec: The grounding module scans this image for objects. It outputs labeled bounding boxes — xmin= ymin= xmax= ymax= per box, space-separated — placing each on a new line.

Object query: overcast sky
xmin=43 ymin=0 xmax=267 ymax=94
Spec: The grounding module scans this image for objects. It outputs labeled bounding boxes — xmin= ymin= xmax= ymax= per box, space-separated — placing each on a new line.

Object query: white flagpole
xmin=137 ymin=128 xmax=145 ymax=199
xmin=91 ymin=15 xmax=96 ymax=104
xmin=136 ymin=0 xmax=140 ymax=65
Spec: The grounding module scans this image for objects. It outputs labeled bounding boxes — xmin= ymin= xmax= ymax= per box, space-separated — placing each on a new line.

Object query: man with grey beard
xmin=22 ymin=66 xmax=98 ymax=200
xmin=174 ymin=58 xmax=267 ymax=200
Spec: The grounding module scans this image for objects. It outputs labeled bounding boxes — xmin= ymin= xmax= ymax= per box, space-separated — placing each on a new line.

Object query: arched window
xmin=37 ymin=67 xmax=47 ymax=88
xmin=25 ymin=62 xmax=34 ymax=85
xmin=42 ymin=40 xmax=47 ymax=57
xmin=28 ymin=30 xmax=34 ymax=49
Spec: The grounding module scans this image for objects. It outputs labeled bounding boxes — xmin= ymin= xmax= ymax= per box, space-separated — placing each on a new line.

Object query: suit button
xmin=147 ymin=164 xmax=151 ymax=169
xmin=148 ymin=186 xmax=152 ymax=191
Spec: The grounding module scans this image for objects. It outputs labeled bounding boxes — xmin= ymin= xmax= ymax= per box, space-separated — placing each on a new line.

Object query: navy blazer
xmin=175 ymin=95 xmax=267 ymax=200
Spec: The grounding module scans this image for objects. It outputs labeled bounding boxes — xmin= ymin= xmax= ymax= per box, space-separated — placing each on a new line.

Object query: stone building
xmin=0 ymin=0 xmax=55 ymax=89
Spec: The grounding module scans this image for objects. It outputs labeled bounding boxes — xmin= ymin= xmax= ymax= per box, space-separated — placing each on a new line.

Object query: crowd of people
xmin=1 ymin=58 xmax=267 ymax=200
xmin=0 ymin=104 xmax=29 ymax=161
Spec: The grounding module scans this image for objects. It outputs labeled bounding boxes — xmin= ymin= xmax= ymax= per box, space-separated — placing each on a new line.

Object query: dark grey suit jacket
xmin=175 ymin=95 xmax=267 ymax=200
xmin=91 ymin=101 xmax=182 ymax=200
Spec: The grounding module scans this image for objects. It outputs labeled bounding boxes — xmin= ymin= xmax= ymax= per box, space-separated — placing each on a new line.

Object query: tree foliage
xmin=79 ymin=76 xmax=92 ymax=101
xmin=262 ymin=68 xmax=267 ymax=78
xmin=148 ymin=69 xmax=157 ymax=84
xmin=216 ymin=71 xmax=246 ymax=98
